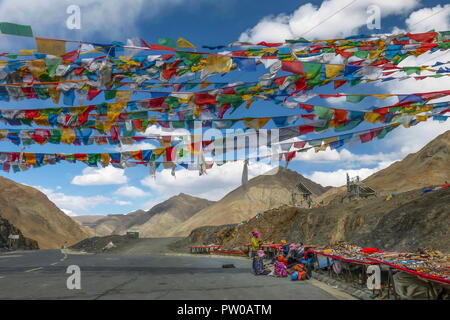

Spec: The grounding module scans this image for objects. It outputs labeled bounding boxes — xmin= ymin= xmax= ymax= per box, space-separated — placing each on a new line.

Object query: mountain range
xmin=0 ymin=176 xmax=93 ymax=249
xmin=3 ymin=129 xmax=449 ymax=248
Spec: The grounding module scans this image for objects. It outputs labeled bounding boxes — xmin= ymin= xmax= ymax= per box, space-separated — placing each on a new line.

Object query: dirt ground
xmin=71 ymin=236 xmax=184 ymax=255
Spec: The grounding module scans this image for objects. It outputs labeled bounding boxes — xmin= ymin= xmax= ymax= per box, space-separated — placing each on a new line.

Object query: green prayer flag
xmin=45 ymin=58 xmax=62 ymax=77
xmin=158 ymin=38 xmax=177 ymax=48
xmin=48 ymin=129 xmax=62 ymax=144
xmin=20 ymin=118 xmax=32 ymax=126
xmin=308 ymin=139 xmax=322 ymax=147
xmin=354 ymin=50 xmax=369 ymax=59
xmin=286 ymin=37 xmax=309 ymax=43
xmin=346 ymin=95 xmax=367 ymax=103
xmin=172 ymin=120 xmax=187 ymax=129
xmin=350 ymin=79 xmax=363 ymax=87
xmin=314 ymin=106 xmax=334 ymax=119
xmin=104 ymin=90 xmax=117 ymax=100
xmin=0 ymin=22 xmax=33 ymax=37
xmin=403 ymin=66 xmax=421 ymax=75
xmin=35 ymin=87 xmax=50 ymax=99
xmin=302 ymin=62 xmax=322 ymax=79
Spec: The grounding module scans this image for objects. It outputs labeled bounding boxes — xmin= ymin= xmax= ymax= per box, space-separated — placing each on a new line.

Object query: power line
xmin=408 ymin=5 xmax=449 ymax=28
xmin=299 ymin=0 xmax=359 ymax=37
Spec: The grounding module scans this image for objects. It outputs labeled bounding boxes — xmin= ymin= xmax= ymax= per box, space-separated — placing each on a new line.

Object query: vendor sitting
xmin=252 ymin=250 xmax=270 ymax=275
xmin=281 ymin=240 xmax=290 ymax=257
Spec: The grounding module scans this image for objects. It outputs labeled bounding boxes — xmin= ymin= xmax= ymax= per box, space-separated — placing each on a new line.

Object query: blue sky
xmin=0 ymin=0 xmax=449 ymax=216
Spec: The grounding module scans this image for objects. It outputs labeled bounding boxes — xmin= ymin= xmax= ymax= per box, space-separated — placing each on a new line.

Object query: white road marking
xmin=0 ymin=255 xmax=22 ymax=258
xmin=25 ymin=267 xmax=43 ymax=273
xmin=50 ymin=262 xmax=58 ymax=266
xmin=0 ymin=276 xmax=5 ymax=279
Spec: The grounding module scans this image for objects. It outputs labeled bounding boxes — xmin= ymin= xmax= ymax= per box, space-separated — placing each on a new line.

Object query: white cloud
xmin=140 ymin=161 xmax=276 ymax=203
xmin=383 ymin=120 xmax=450 ymax=156
xmin=113 ymin=142 xmax=158 ymax=152
xmin=114 ymin=185 xmax=149 ymax=198
xmin=404 ymin=4 xmax=450 ymax=33
xmin=239 ymin=0 xmax=419 ymax=42
xmin=0 ymin=0 xmax=185 ymax=46
xmin=114 ymin=200 xmax=132 ymax=206
xmin=71 ymin=166 xmax=128 ymax=186
xmin=306 ymin=160 xmax=393 ymax=187
xmin=32 ymin=185 xmax=110 ymax=212
xmin=61 ymin=209 xmax=79 ymax=217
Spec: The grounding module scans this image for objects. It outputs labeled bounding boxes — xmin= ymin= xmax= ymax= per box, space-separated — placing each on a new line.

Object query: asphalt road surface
xmin=0 ymin=250 xmax=355 ymax=300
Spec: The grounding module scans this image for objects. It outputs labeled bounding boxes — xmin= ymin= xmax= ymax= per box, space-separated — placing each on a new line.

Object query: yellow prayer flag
xmin=204 ymin=55 xmax=232 ymax=73
xmin=243 ymin=118 xmax=270 ymax=130
xmin=152 ymin=148 xmax=166 ymax=157
xmin=105 ymin=102 xmax=127 ymax=131
xmin=245 ymin=99 xmax=255 ymax=109
xmin=29 ymin=59 xmax=46 ymax=78
xmin=61 ymin=129 xmax=76 ymax=144
xmin=323 ymin=136 xmax=338 ymax=144
xmin=200 ymin=81 xmax=212 ymax=89
xmin=418 ymin=106 xmax=432 ymax=113
xmin=177 ymin=37 xmax=196 ymax=49
xmin=315 ymin=144 xmax=328 ymax=153
xmin=372 ymin=94 xmax=391 ymax=99
xmin=369 ymin=50 xmax=382 ymax=60
xmin=163 ymin=162 xmax=176 ymax=169
xmin=24 ymin=153 xmax=36 ymax=166
xmin=416 ymin=115 xmax=429 ymax=122
xmin=364 ymin=112 xmax=380 ymax=123
xmin=115 ymin=90 xmax=133 ymax=102
xmin=101 ymin=153 xmax=110 ymax=166
xmin=190 ymin=65 xmax=204 ymax=72
xmin=48 ymin=88 xmax=61 ymax=104
xmin=19 ymin=49 xmax=34 ymax=56
xmin=35 ymin=37 xmax=66 ymax=56
xmin=34 ymin=115 xmax=49 ymax=126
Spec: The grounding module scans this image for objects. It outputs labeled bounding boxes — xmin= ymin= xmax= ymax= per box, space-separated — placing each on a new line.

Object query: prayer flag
xmin=35 ymin=38 xmax=66 ymax=56
xmin=0 ymin=22 xmax=33 ymax=37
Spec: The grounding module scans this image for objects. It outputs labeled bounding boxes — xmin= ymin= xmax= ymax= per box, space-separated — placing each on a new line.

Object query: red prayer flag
xmin=284 ymin=151 xmax=296 ymax=162
xmin=334 ymin=79 xmax=347 ymax=89
xmin=299 ymin=125 xmax=314 ymax=134
xmin=257 ymin=41 xmax=283 ymax=47
xmin=281 ymin=61 xmax=304 ymax=74
xmin=165 ymin=147 xmax=176 ymax=161
xmin=299 ymin=104 xmax=314 ymax=112
xmin=407 ymin=32 xmax=437 ymax=43
xmin=293 ymin=141 xmax=307 ymax=149
xmin=194 ymin=93 xmax=217 ymax=105
xmin=359 ymin=132 xmax=375 ymax=143
xmin=87 ymin=87 xmax=102 ymax=101
xmin=334 ymin=109 xmax=348 ymax=123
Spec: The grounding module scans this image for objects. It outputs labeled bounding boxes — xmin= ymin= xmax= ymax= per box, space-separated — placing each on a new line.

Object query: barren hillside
xmin=0 ymin=177 xmax=93 ymax=249
xmin=176 ymin=187 xmax=450 ymax=253
xmin=316 ymin=130 xmax=450 ymax=204
xmin=167 ymin=167 xmax=329 ymax=237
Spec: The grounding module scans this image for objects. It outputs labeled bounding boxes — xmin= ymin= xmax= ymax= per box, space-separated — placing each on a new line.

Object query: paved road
xmin=0 ymin=250 xmax=355 ymax=300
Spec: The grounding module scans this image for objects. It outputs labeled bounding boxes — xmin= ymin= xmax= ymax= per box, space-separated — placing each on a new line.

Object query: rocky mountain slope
xmin=129 ymin=193 xmax=214 ymax=238
xmin=85 ymin=194 xmax=213 ymax=237
xmin=85 ymin=210 xmax=146 ymax=236
xmin=0 ymin=177 xmax=93 ymax=249
xmin=174 ymin=132 xmax=450 ymax=253
xmin=317 ymin=130 xmax=450 ymax=204
xmin=364 ymin=130 xmax=450 ymax=193
xmin=166 ymin=167 xmax=329 ymax=237
xmin=175 ymin=186 xmax=450 ymax=253
xmin=73 ymin=215 xmax=106 ymax=227
xmin=0 ymin=217 xmax=39 ymax=250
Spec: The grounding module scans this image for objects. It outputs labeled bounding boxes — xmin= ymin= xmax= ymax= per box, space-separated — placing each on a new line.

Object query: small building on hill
xmin=346 ymin=173 xmax=376 ymax=199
